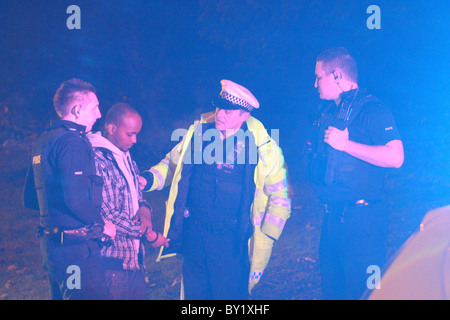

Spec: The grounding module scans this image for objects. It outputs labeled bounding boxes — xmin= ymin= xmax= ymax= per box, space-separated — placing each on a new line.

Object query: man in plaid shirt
xmin=88 ymin=103 xmax=169 ymax=299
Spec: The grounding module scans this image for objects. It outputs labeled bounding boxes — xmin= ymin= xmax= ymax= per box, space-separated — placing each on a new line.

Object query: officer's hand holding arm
xmin=324 ymin=126 xmax=404 ymax=168
xmin=103 ymin=219 xmax=116 ymax=240
xmin=146 ymin=230 xmax=170 ymax=248
xmin=138 ymin=176 xmax=147 ymax=191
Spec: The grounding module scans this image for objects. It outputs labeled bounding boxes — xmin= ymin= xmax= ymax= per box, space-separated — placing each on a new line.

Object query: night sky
xmin=1 ymin=1 xmax=449 ymax=206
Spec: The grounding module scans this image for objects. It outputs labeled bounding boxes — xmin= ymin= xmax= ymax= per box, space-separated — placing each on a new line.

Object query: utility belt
xmin=324 ymin=199 xmax=382 ymax=214
xmin=37 ymin=222 xmax=112 ymax=247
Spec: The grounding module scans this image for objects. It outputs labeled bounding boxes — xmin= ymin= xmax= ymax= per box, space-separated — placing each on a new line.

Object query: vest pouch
xmin=87 ymin=174 xmax=104 ymax=208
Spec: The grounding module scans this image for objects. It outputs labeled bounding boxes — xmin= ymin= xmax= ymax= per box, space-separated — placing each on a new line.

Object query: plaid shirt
xmin=93 ymin=147 xmax=149 ymax=270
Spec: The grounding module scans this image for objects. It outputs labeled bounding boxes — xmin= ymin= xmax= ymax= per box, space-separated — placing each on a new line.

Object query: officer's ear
xmin=332 ymin=69 xmax=343 ymax=81
xmin=240 ymin=110 xmax=250 ymax=121
xmin=71 ymin=105 xmax=81 ymax=118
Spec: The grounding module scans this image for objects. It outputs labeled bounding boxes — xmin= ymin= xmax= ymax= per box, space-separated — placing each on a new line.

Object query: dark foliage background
xmin=0 ymin=0 xmax=449 ymax=300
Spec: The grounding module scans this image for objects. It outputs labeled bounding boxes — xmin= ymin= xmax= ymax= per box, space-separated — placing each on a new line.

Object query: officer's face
xmin=314 ymin=61 xmax=341 ymax=101
xmin=107 ymin=112 xmax=142 ymax=152
xmin=215 ymin=107 xmax=249 ymax=132
xmin=77 ymin=92 xmax=101 ymax=132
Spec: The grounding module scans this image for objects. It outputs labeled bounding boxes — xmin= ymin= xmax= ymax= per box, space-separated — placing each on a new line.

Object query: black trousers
xmin=40 ymin=237 xmax=109 ymax=300
xmin=182 ymin=218 xmax=249 ymax=300
xmin=105 ymin=269 xmax=147 ymax=300
xmin=319 ymin=202 xmax=389 ymax=300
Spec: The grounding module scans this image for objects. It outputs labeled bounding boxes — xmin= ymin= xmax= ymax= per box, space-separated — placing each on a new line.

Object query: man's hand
xmin=138 ymin=176 xmax=147 ymax=191
xmin=146 ymin=230 xmax=170 ymax=248
xmin=324 ymin=126 xmax=349 ymax=151
xmin=103 ymin=219 xmax=116 ymax=240
xmin=133 ymin=205 xmax=153 ymax=237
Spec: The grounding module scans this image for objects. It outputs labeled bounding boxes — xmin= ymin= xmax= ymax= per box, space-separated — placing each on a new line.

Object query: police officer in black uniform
xmin=309 ymin=48 xmax=404 ymax=300
xmin=25 ymin=78 xmax=115 ymax=300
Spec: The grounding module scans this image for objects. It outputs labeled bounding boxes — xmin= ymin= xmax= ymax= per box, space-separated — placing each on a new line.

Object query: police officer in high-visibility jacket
xmin=140 ymin=80 xmax=291 ymax=299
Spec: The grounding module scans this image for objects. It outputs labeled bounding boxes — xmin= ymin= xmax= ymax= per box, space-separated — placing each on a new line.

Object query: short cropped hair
xmin=105 ymin=102 xmax=139 ymax=127
xmin=316 ymin=47 xmax=358 ymax=83
xmin=53 ymin=78 xmax=97 ymax=117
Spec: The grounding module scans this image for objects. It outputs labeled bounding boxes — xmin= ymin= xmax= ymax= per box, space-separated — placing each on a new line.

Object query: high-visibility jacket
xmin=142 ymin=112 xmax=291 ymax=293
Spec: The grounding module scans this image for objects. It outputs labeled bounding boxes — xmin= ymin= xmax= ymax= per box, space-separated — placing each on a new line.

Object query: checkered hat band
xmin=220 ymin=91 xmax=254 ymax=111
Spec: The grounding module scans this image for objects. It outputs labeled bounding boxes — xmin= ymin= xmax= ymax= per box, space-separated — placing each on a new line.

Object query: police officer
xmin=27 ymin=78 xmax=116 ymax=300
xmin=140 ymin=80 xmax=291 ymax=299
xmin=310 ymin=47 xmax=404 ymax=299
